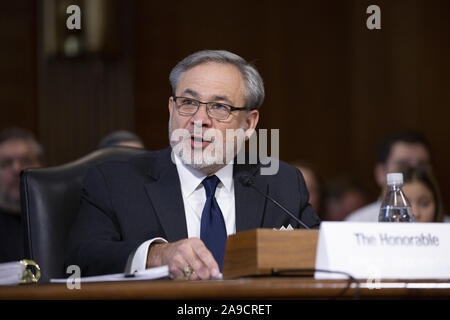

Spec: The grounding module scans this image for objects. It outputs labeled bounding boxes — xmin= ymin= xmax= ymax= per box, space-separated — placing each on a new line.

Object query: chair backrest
xmin=20 ymin=147 xmax=148 ymax=282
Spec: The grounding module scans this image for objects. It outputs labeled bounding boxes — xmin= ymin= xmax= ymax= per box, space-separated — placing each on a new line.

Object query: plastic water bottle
xmin=378 ymin=173 xmax=415 ymax=222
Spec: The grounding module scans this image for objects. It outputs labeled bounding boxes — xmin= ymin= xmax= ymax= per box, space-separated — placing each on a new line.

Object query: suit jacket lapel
xmin=144 ymin=148 xmax=188 ymax=241
xmin=143 ymin=148 xmax=267 ymax=238
xmin=234 ymin=162 xmax=267 ymax=232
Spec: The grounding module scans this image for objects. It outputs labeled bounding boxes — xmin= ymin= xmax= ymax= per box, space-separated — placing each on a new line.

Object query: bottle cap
xmin=387 ymin=173 xmax=403 ymax=185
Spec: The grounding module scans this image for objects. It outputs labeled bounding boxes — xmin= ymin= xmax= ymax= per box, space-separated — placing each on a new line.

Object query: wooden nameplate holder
xmin=222 ymin=229 xmax=319 ymax=279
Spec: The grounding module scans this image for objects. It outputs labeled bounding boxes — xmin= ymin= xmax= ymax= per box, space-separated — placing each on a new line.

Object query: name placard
xmin=314 ymin=222 xmax=450 ymax=279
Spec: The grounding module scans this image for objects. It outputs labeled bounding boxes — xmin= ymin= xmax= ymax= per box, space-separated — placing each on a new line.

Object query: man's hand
xmin=146 ymin=238 xmax=220 ymax=280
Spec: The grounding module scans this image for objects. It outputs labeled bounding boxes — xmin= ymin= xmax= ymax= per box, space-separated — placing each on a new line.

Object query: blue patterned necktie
xmin=200 ymin=175 xmax=227 ymax=271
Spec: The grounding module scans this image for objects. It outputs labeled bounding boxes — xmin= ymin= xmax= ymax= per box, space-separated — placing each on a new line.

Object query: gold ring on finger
xmin=183 ymin=265 xmax=194 ymax=280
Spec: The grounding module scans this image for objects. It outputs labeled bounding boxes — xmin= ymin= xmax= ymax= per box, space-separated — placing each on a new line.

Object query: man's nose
xmin=192 ymin=103 xmax=212 ymax=126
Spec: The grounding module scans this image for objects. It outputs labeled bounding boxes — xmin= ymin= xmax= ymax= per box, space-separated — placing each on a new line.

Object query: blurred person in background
xmin=0 ymin=127 xmax=44 ymax=262
xmin=322 ymin=175 xmax=368 ymax=221
xmin=98 ymin=130 xmax=145 ymax=149
xmin=401 ymin=165 xmax=446 ymax=222
xmin=292 ymin=161 xmax=323 ymax=218
xmin=346 ymin=130 xmax=432 ymax=222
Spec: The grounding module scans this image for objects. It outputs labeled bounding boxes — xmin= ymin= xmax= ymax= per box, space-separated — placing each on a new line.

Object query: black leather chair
xmin=20 ymin=147 xmax=147 ymax=282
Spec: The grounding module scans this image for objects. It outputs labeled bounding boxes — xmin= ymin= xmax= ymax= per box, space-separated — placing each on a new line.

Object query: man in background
xmin=0 ymin=127 xmax=44 ymax=262
xmin=292 ymin=161 xmax=323 ymax=217
xmin=346 ymin=130 xmax=431 ymax=222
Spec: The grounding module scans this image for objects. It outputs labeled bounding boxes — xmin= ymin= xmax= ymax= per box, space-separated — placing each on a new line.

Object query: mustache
xmin=170 ymin=128 xmax=221 ymax=143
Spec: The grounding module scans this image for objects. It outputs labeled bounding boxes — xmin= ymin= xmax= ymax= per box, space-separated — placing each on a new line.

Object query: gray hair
xmin=169 ymin=50 xmax=265 ymax=110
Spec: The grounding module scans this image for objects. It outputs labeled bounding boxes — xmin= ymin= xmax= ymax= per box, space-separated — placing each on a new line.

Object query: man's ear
xmin=168 ymin=96 xmax=174 ymax=114
xmin=374 ymin=163 xmax=387 ymax=188
xmin=244 ymin=110 xmax=259 ymax=140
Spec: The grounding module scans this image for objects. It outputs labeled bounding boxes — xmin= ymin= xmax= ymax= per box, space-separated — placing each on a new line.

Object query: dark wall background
xmin=1 ymin=0 xmax=449 ymax=212
xmin=0 ymin=2 xmax=37 ymax=133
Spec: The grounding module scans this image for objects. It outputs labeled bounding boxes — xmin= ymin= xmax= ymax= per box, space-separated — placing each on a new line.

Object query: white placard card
xmin=314 ymin=222 xmax=450 ymax=280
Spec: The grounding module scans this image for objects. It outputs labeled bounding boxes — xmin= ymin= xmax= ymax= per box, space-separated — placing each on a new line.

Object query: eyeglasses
xmin=172 ymin=96 xmax=253 ymax=120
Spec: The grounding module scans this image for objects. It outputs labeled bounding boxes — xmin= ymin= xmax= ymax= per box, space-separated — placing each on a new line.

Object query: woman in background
xmin=402 ymin=166 xmax=445 ymax=222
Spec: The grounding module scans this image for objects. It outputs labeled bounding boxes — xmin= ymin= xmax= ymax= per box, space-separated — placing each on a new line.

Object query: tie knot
xmin=202 ymin=175 xmax=220 ymax=198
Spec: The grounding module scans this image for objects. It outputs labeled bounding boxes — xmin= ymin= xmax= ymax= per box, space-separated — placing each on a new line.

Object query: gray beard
xmin=168 ymin=120 xmax=237 ymax=175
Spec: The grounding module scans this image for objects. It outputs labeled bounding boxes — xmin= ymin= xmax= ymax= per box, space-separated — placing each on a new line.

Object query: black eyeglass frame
xmin=172 ymin=96 xmax=254 ymax=120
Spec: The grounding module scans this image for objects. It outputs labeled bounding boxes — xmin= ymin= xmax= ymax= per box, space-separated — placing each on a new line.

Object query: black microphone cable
xmin=270 ymin=268 xmax=361 ymax=300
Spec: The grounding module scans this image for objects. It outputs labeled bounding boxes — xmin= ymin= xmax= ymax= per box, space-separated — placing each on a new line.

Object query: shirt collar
xmin=174 ymin=154 xmax=234 ymax=196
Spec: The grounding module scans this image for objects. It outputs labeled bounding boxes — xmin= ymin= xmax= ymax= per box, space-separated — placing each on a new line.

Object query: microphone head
xmin=239 ymin=174 xmax=254 ymax=187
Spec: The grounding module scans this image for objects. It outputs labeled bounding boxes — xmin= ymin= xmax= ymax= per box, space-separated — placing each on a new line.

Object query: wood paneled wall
xmin=0 ymin=2 xmax=37 ymax=133
xmin=134 ymin=0 xmax=450 ymax=210
xmin=36 ymin=0 xmax=134 ymax=165
xmin=1 ymin=0 xmax=449 ymax=212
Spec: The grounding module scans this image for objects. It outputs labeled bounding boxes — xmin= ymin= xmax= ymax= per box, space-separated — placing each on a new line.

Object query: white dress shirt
xmin=127 ymin=154 xmax=236 ymax=273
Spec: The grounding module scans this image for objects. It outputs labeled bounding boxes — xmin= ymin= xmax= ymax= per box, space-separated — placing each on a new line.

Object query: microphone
xmin=239 ymin=175 xmax=310 ymax=229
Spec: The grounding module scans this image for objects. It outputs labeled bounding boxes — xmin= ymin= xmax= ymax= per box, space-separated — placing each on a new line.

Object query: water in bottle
xmin=378 ymin=173 xmax=415 ymax=222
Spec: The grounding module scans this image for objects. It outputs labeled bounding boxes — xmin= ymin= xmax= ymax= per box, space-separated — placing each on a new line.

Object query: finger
xmin=184 ymin=251 xmax=209 ymax=280
xmin=190 ymin=238 xmax=220 ymax=278
xmin=189 ymin=269 xmax=200 ymax=281
xmin=169 ymin=266 xmax=183 ymax=279
xmin=172 ymin=241 xmax=205 ymax=280
xmin=168 ymin=251 xmax=189 ymax=280
xmin=178 ymin=239 xmax=210 ymax=280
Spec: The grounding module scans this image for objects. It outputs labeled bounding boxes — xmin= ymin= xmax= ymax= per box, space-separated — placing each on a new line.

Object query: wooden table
xmin=1 ymin=278 xmax=450 ymax=300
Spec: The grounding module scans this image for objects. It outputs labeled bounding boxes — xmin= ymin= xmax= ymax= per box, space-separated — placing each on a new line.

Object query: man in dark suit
xmin=66 ymin=50 xmax=320 ymax=280
xmin=0 ymin=127 xmax=43 ymax=263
